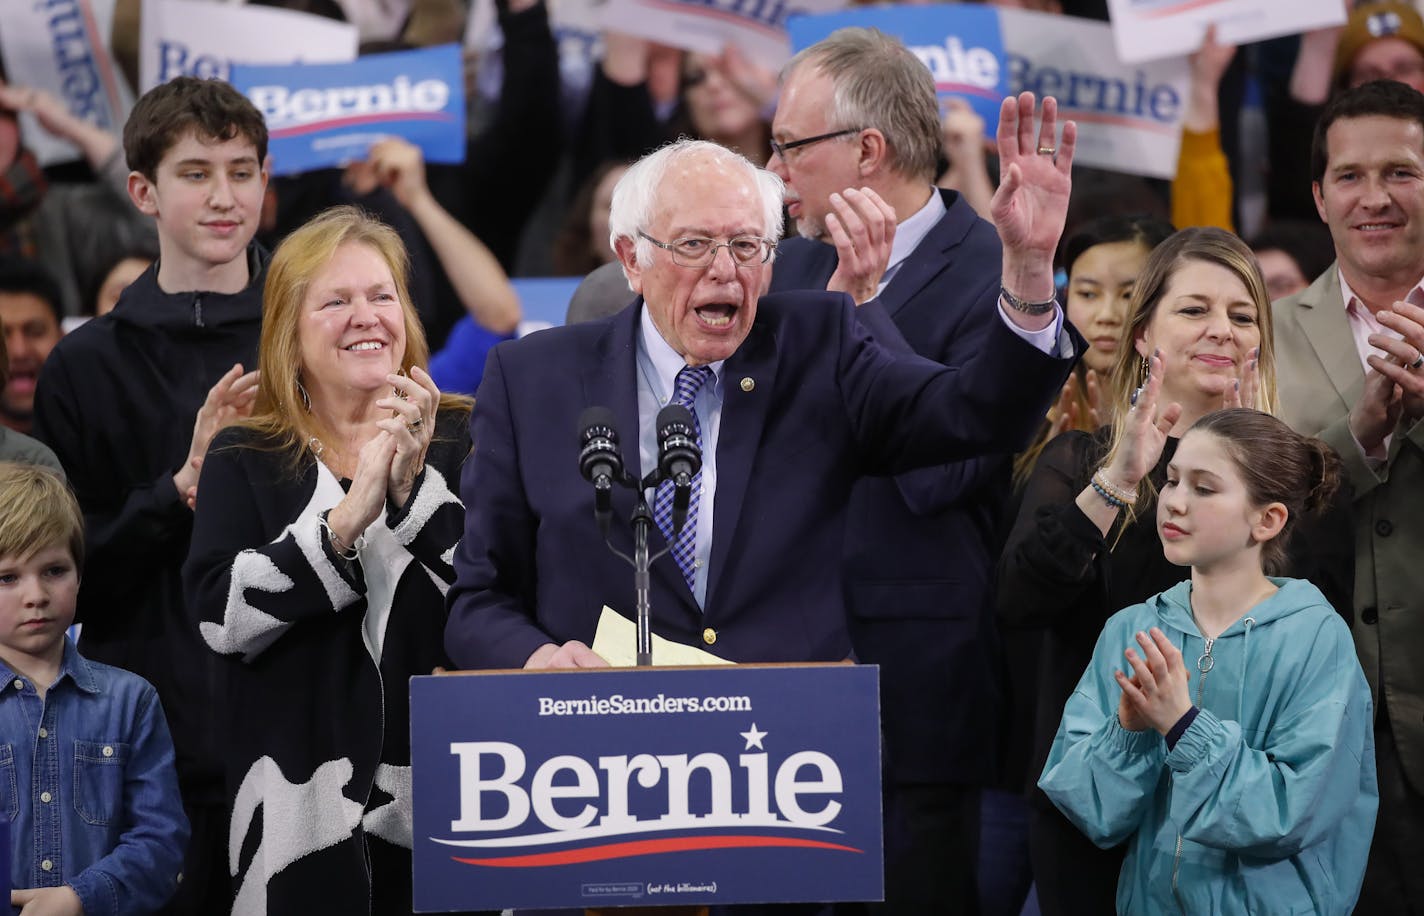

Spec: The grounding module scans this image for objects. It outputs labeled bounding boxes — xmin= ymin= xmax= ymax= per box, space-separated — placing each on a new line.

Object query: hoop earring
xmin=1139 ymin=354 xmax=1150 ymax=387
xmin=297 ymin=378 xmax=311 ymax=412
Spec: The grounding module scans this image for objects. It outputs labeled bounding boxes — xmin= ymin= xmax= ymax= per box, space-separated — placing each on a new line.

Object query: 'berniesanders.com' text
xmin=538 ymin=693 xmax=753 ymax=716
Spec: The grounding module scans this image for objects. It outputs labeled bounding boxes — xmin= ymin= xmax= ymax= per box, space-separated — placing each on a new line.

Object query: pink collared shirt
xmin=1338 ymin=269 xmax=1424 ymax=371
xmin=1336 ymin=270 xmax=1424 ymax=459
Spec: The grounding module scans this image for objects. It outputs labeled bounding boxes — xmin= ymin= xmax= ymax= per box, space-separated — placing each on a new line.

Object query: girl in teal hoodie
xmin=1039 ymin=405 xmax=1378 ymax=914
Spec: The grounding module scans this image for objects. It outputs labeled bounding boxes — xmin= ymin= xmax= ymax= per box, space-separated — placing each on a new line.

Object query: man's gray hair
xmin=784 ymin=27 xmax=942 ymax=182
xmin=607 ymin=138 xmax=785 ymax=269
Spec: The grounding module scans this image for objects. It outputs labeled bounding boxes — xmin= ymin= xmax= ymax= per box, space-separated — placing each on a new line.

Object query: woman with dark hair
xmin=574 ymin=34 xmax=773 ymax=193
xmin=1014 ymin=214 xmax=1175 ymax=485
xmin=551 ymin=160 xmax=629 ymax=276
xmin=997 ymin=226 xmax=1355 ymax=916
xmin=86 ymin=240 xmax=159 ymax=317
xmin=990 ymin=214 xmax=1172 ymax=914
xmin=183 ymin=206 xmax=471 ymax=915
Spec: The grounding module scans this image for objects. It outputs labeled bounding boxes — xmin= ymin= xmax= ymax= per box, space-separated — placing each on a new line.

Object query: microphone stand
xmin=584 ymin=403 xmax=698 ymax=669
xmin=599 ymin=469 xmax=673 ymax=668
xmin=630 ymin=491 xmax=654 ymax=667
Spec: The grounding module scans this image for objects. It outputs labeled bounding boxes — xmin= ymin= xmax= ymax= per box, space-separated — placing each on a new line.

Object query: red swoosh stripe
xmin=935 ymin=83 xmax=1003 ymax=101
xmin=270 ymin=111 xmax=455 ymax=139
xmin=453 ymin=835 xmax=863 ymax=867
xmin=1141 ymin=0 xmax=1226 ymax=17
xmin=1059 ymin=110 xmax=1180 ymax=135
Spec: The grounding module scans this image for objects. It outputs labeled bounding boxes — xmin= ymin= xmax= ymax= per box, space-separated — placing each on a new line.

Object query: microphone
xmin=577 ymin=407 xmax=624 ymax=528
xmin=656 ymin=404 xmax=702 ymax=535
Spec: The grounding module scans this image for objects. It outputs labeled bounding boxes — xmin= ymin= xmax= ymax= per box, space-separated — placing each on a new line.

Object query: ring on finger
xmin=1411 ymin=352 xmax=1424 ymax=370
xmin=1037 ymin=145 xmax=1055 ymax=156
xmin=407 ymin=416 xmax=425 ymax=432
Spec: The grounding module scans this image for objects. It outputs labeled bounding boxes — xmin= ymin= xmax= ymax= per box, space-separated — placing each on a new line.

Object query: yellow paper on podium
xmin=591 ymin=605 xmax=733 ymax=667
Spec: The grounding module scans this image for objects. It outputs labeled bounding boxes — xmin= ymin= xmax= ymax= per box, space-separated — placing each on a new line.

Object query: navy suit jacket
xmin=771 ymin=190 xmax=1010 ymax=785
xmin=445 ymin=287 xmax=1073 ymax=672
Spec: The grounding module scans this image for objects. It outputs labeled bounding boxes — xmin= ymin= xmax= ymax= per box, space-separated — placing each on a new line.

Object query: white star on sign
xmin=741 ymin=723 xmax=767 ymax=750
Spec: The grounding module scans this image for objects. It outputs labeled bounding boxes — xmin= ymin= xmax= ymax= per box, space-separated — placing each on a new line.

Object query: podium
xmin=409 ymin=664 xmax=883 ymax=912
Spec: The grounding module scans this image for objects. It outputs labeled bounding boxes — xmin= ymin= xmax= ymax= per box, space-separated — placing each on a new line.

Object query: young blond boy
xmin=0 ymin=463 xmax=187 ymax=915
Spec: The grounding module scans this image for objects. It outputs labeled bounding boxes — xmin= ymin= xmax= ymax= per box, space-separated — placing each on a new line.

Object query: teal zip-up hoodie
xmin=1039 ymin=577 xmax=1377 ymax=914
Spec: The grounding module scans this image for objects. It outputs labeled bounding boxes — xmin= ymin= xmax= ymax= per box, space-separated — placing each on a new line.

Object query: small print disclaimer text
xmin=581 ymin=883 xmax=644 ymax=900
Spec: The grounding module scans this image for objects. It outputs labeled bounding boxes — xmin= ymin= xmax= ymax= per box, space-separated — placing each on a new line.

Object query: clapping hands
xmin=324 ymin=367 xmax=442 ymax=551
xmin=1114 ymin=627 xmax=1193 ymax=735
xmin=177 ymin=364 xmax=260 ymax=510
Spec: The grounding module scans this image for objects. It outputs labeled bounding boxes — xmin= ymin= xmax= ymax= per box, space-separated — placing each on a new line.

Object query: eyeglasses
xmin=638 ymin=231 xmax=775 ymax=268
xmin=769 ymin=127 xmax=864 ymax=162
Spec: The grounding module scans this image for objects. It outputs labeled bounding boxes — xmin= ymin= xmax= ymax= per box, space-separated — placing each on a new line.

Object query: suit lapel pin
xmin=740 ymin=377 xmax=755 ymax=393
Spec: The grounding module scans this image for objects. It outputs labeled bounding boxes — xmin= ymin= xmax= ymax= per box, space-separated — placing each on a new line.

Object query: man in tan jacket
xmin=1275 ymin=78 xmax=1424 ymax=911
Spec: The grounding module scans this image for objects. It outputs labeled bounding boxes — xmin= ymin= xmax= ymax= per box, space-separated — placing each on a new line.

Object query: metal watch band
xmin=1000 ymin=285 xmax=1057 ymax=316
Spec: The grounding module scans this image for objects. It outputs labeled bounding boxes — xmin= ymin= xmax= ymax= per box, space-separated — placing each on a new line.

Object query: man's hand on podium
xmin=526 ymin=641 xmax=611 ymax=669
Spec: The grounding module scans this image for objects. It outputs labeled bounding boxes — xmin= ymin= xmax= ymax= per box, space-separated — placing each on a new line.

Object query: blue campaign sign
xmin=230 ymin=44 xmax=465 ymax=177
xmin=511 ymin=276 xmax=586 ymax=328
xmin=410 ymin=664 xmax=883 ymax=911
xmin=787 ymin=5 xmax=1006 ymax=130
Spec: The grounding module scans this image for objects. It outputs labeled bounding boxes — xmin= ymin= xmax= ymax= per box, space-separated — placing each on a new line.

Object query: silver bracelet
xmin=1000 ymin=285 xmax=1057 ymax=316
xmin=318 ymin=509 xmax=366 ymax=561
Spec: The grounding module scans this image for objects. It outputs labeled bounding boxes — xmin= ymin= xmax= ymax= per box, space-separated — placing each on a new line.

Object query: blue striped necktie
xmin=653 ymin=365 xmax=714 ymax=593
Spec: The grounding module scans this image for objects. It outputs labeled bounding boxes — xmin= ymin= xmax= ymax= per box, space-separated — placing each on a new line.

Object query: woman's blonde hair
xmin=1103 ymin=226 xmax=1280 ymax=524
xmin=242 ymin=206 xmax=470 ymax=467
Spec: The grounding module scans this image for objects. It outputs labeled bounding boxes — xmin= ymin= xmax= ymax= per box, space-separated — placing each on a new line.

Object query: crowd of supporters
xmin=2 ymin=1 xmax=1424 ymax=914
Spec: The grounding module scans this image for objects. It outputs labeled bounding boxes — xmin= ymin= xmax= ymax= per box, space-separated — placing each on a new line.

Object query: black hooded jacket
xmin=33 ymin=244 xmax=267 ymax=803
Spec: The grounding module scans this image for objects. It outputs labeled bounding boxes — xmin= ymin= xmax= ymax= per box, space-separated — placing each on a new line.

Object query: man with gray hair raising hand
xmin=770 ymin=28 xmax=1016 ymax=913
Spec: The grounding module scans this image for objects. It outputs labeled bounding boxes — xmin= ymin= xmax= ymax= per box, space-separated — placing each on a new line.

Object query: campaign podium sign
xmin=410 ymin=664 xmax=883 ymax=911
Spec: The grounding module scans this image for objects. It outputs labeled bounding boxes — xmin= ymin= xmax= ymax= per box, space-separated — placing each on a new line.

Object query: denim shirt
xmin=0 ymin=639 xmax=188 ymax=916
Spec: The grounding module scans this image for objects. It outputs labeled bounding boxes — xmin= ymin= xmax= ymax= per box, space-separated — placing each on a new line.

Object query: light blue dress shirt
xmin=636 ymin=312 xmax=723 ymax=608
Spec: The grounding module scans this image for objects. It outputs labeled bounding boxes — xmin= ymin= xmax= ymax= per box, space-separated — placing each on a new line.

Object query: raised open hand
xmin=1100 ymin=350 xmax=1181 ymax=496
xmin=990 ymin=92 xmax=1076 ymax=290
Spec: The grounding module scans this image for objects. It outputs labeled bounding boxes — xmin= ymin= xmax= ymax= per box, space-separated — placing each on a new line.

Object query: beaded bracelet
xmin=318 ymin=509 xmax=366 ymax=560
xmin=1090 ymin=470 xmax=1134 ymax=510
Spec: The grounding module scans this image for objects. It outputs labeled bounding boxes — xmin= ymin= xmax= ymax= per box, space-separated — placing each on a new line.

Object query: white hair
xmin=607 ymin=139 xmax=785 ymax=273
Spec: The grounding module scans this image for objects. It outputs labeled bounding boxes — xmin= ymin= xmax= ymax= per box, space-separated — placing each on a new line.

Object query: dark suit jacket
xmin=445 ymin=287 xmax=1074 ymax=671
xmin=771 ymin=190 xmax=1008 ymax=786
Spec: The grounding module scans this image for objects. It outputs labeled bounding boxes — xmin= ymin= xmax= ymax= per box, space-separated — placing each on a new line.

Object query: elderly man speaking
xmin=446 ymin=94 xmax=1078 ymax=673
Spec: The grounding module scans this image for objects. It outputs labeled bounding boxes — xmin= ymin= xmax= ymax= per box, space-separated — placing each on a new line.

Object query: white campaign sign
xmin=0 ymin=0 xmax=133 ymax=166
xmin=999 ymin=8 xmax=1190 ymax=180
xmin=596 ymin=0 xmax=848 ymax=68
xmin=138 ymin=0 xmax=359 ymax=92
xmin=1105 ymin=0 xmax=1346 ymax=65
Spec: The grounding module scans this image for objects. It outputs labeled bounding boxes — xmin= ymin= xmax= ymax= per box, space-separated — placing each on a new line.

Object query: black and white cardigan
xmin=183 ymin=410 xmax=469 ymax=916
